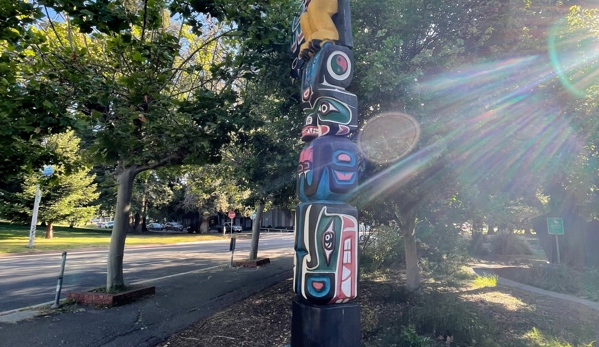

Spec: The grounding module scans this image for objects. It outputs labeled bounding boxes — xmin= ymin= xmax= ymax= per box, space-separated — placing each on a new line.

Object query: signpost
xmin=547 ymin=218 xmax=564 ymax=264
xmin=28 ymin=166 xmax=54 ymax=248
xmin=228 ymin=210 xmax=235 ymax=236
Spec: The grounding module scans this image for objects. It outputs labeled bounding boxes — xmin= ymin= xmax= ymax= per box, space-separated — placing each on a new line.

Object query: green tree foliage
xmin=3 ymin=0 xmax=292 ymax=289
xmin=0 ymin=131 xmax=100 ymax=238
xmin=0 ymin=1 xmax=79 ymax=183
xmin=180 ymin=163 xmax=252 ymax=233
xmin=350 ymin=0 xmax=515 ymax=290
xmin=351 ymin=0 xmax=599 ymax=287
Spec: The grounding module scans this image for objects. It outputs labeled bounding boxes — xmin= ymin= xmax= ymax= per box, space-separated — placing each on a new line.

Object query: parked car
xmin=148 ymin=222 xmax=163 ymax=231
xmin=165 ymin=222 xmax=184 ymax=231
xmin=212 ymin=222 xmax=242 ymax=233
xmin=97 ymin=221 xmax=114 ymax=228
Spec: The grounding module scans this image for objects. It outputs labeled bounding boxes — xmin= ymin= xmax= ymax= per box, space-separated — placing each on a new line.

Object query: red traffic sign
xmin=228 ymin=211 xmax=236 ymax=219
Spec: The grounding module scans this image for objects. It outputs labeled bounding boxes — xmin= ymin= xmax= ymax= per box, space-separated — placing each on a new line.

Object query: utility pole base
xmin=291 ymin=297 xmax=360 ymax=347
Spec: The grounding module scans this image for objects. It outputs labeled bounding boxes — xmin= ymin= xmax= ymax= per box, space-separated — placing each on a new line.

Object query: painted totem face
xmin=301 ymin=105 xmax=319 ymax=142
xmin=297 ymin=144 xmax=313 ymax=179
xmin=297 ymin=137 xmax=358 ymax=202
xmin=309 ymin=96 xmax=353 ymax=136
xmin=295 ymin=204 xmax=358 ymax=304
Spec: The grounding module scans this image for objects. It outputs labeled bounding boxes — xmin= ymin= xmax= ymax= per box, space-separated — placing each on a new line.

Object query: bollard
xmin=51 ymin=251 xmax=67 ymax=309
xmin=229 ymin=237 xmax=236 ymax=267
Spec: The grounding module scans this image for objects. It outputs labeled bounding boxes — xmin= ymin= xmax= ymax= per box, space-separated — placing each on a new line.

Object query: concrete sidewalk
xmin=0 ymin=255 xmax=293 ymax=347
xmin=472 ymin=264 xmax=599 ymax=312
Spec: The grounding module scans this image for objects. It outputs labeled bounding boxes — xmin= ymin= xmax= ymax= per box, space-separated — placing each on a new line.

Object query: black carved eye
xmin=318 ymin=101 xmax=338 ymax=116
xmin=323 ymin=230 xmax=335 ymax=251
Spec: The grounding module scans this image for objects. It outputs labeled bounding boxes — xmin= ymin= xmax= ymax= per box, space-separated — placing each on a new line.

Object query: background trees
xmin=0 ymin=1 xmax=79 ymax=184
xmin=351 ymin=0 xmax=599 ymax=288
xmin=34 ymin=0 xmax=294 ymax=289
xmin=0 ymin=131 xmax=100 ymax=238
xmin=2 ymin=0 xmax=598 ymax=293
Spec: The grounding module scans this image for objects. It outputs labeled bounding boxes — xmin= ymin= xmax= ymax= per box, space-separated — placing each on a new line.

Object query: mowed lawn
xmin=0 ymin=222 xmax=228 ymax=254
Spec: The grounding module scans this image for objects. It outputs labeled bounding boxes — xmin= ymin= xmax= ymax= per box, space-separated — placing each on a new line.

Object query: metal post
xmin=556 ymin=234 xmax=561 ymax=265
xmin=229 ymin=237 xmax=236 ymax=268
xmin=28 ymin=184 xmax=41 ymax=248
xmin=51 ymin=251 xmax=67 ymax=309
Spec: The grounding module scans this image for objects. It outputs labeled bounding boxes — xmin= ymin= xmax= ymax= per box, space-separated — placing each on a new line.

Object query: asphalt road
xmin=0 ymin=233 xmax=295 ymax=313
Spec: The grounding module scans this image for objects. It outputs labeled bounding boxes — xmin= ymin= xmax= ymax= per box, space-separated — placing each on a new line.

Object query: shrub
xmin=469 ymin=232 xmax=492 ymax=256
xmin=524 ymin=327 xmax=594 ymax=347
xmin=360 ymin=224 xmax=404 ymax=272
xmin=405 ymin=289 xmax=499 ymax=346
xmin=417 ymin=222 xmax=470 ymax=278
xmin=471 ymin=273 xmax=498 ymax=288
xmin=580 ymin=267 xmax=599 ymax=301
xmin=399 ymin=325 xmax=433 ymax=347
xmin=520 ymin=263 xmax=581 ymax=294
xmin=488 ymin=232 xmax=534 ymax=255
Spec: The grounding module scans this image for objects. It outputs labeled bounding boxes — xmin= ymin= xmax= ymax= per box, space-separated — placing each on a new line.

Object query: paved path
xmin=0 ymin=247 xmax=294 ymax=346
xmin=0 ymin=234 xmax=294 ymax=312
xmin=472 ymin=264 xmax=599 ymax=312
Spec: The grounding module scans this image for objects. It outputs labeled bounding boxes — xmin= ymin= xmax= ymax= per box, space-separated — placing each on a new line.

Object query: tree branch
xmin=163 ymin=28 xmax=236 ymax=90
xmin=44 ymin=7 xmax=66 ymax=47
xmin=135 ymin=153 xmax=183 ymax=175
xmin=141 ymin=0 xmax=149 ymax=42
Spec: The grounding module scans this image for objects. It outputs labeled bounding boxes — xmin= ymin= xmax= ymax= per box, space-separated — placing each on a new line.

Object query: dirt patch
xmin=157 ymin=279 xmax=294 ymax=347
xmin=460 ymin=284 xmax=599 ymax=345
xmin=158 ymin=273 xmax=599 ymax=347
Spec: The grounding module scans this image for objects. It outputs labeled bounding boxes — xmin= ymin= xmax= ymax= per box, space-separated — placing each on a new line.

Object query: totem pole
xmin=290 ymin=1 xmax=361 ymax=346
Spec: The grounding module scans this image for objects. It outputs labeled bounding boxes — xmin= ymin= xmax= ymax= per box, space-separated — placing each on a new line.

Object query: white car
xmin=213 ymin=222 xmax=242 ymax=233
xmin=148 ymin=223 xmax=163 ymax=231
xmin=103 ymin=221 xmax=114 ymax=228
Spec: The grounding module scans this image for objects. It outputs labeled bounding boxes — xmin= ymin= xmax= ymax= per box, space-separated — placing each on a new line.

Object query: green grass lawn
xmin=0 ymin=222 xmax=229 ymax=254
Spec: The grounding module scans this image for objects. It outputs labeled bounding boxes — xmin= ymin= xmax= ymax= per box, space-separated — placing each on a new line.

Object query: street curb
xmin=0 ymin=301 xmax=56 ymax=318
xmin=0 ymin=237 xmax=252 ymax=258
xmin=0 ymin=263 xmax=230 ymax=318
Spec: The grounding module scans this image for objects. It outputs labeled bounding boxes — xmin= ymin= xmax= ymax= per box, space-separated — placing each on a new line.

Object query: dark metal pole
xmin=51 ymin=251 xmax=67 ymax=309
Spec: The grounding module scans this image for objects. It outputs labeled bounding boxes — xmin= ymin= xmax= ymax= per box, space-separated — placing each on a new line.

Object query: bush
xmin=517 ymin=263 xmax=581 ymax=294
xmin=360 ymin=221 xmax=470 ymax=280
xmin=360 ymin=224 xmax=404 ymax=272
xmin=580 ymin=267 xmax=599 ymax=301
xmin=417 ymin=222 xmax=470 ymax=278
xmin=488 ymin=232 xmax=534 ymax=255
xmin=408 ymin=290 xmax=499 ymax=346
xmin=399 ymin=325 xmax=433 ymax=347
xmin=471 ymin=273 xmax=498 ymax=288
xmin=524 ymin=327 xmax=594 ymax=347
xmin=501 ymin=263 xmax=599 ymax=301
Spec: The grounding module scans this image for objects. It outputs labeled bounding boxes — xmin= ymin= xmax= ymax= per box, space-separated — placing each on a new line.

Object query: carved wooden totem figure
xmin=291 ymin=0 xmax=359 ymax=305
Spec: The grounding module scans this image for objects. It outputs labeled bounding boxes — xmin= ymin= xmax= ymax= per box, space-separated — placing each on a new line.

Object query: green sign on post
xmin=547 ymin=218 xmax=564 ymax=235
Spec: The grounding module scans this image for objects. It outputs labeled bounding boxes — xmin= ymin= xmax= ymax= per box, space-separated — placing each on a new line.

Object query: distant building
xmin=260 ymin=207 xmax=294 ymax=229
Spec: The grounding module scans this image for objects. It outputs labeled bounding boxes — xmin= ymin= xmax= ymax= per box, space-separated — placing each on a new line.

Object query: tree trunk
xmin=107 ymin=166 xmax=137 ymax=290
xmin=133 ymin=212 xmax=141 ymax=233
xmin=249 ymin=201 xmax=265 ymax=260
xmin=45 ymin=221 xmax=53 ymax=239
xmin=141 ymin=188 xmax=148 ymax=233
xmin=142 ymin=214 xmax=148 ymax=232
xmin=402 ymin=213 xmax=420 ymax=291
xmin=200 ymin=214 xmax=209 ymax=234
